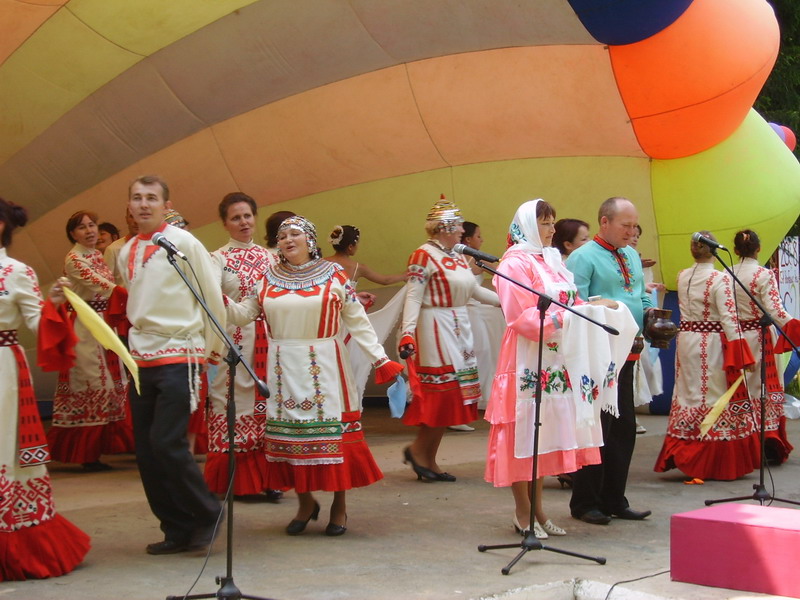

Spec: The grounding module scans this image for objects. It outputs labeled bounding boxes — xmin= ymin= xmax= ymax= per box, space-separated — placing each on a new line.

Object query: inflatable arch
xmin=1 ymin=0 xmax=798 ymax=292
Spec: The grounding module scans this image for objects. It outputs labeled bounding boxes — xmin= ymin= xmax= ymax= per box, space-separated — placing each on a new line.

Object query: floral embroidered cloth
xmin=561 ymin=303 xmax=638 ymax=428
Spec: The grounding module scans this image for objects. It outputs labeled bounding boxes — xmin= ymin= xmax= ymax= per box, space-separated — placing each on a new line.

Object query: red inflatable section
xmin=610 ymin=0 xmax=779 ymax=159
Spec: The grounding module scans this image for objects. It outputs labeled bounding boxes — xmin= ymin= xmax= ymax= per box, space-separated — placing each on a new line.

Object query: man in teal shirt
xmin=566 ymin=197 xmax=653 ymax=525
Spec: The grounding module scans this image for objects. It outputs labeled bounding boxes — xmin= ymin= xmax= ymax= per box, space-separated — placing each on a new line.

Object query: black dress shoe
xmin=325 ymin=515 xmax=347 ymax=537
xmin=572 ymin=509 xmax=612 ymax=525
xmin=610 ymin=507 xmax=651 ymax=520
xmin=146 ymin=539 xmax=190 ymax=555
xmin=82 ymin=461 xmax=113 ymax=472
xmin=434 ymin=471 xmax=457 ymax=482
xmin=402 ymin=447 xmax=438 ymax=482
xmin=286 ymin=501 xmax=320 ymax=535
xmin=264 ymin=489 xmax=284 ymax=501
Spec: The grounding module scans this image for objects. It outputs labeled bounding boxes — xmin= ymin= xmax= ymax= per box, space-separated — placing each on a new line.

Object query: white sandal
xmin=532 ymin=520 xmax=549 ymax=540
xmin=541 ymin=519 xmax=567 ymax=536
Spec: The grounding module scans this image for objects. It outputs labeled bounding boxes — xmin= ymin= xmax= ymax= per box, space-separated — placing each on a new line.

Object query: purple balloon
xmin=769 ymin=122 xmax=787 ymax=142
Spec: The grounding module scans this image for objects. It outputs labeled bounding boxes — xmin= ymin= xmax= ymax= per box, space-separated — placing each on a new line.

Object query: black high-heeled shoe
xmin=286 ymin=501 xmax=320 ymax=535
xmin=434 ymin=471 xmax=457 ymax=482
xmin=325 ymin=514 xmax=348 ymax=537
xmin=402 ymin=447 xmax=438 ymax=482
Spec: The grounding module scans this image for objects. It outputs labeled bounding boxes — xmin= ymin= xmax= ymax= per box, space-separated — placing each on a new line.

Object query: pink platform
xmin=671 ymin=503 xmax=800 ymax=598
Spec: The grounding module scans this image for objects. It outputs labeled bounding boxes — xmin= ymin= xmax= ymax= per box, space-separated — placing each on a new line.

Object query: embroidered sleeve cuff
xmin=37 ymin=300 xmax=77 ymax=372
xmin=723 ymin=337 xmax=755 ymax=371
xmin=374 ymin=359 xmax=404 ymax=385
xmin=774 ymin=319 xmax=800 ymax=353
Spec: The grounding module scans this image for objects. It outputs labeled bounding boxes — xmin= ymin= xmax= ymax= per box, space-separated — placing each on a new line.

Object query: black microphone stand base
xmin=479 ymin=532 xmax=606 ymax=575
xmin=167 ymin=577 xmax=277 ymax=600
xmin=705 ymin=483 xmax=800 ymax=508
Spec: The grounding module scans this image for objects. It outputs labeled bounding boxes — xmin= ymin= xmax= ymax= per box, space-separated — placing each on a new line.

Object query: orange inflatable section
xmin=610 ymin=0 xmax=778 ymax=159
xmin=0 ymin=0 xmax=65 ymax=66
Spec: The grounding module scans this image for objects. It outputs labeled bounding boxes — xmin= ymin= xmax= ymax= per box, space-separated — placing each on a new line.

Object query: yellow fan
xmin=63 ymin=287 xmax=140 ymax=393
xmin=699 ymin=374 xmax=744 ymax=438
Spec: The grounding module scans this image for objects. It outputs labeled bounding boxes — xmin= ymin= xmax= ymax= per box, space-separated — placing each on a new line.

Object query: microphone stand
xmin=704 ymin=248 xmax=800 ymax=508
xmin=475 ymin=260 xmax=616 ymax=574
xmin=160 ymin=251 xmax=276 ymax=600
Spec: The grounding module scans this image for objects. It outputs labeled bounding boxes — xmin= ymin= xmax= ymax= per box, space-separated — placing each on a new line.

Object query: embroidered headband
xmin=277 ymin=215 xmax=319 ymax=259
xmin=278 ymin=215 xmax=316 ymax=242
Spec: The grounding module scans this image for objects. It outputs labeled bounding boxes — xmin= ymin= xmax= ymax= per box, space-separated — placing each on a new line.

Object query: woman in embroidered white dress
xmin=654 ymin=232 xmax=756 ymax=480
xmin=226 ymin=216 xmax=402 ymax=536
xmin=485 ymin=199 xmax=617 ymax=539
xmin=0 ymin=198 xmax=90 ymax=580
xmin=398 ymin=195 xmax=500 ymax=482
xmin=46 ymin=210 xmax=131 ymax=471
xmin=460 ymin=221 xmax=505 ymax=417
xmin=205 ymin=193 xmax=281 ymax=498
xmin=732 ymin=229 xmax=796 ymax=464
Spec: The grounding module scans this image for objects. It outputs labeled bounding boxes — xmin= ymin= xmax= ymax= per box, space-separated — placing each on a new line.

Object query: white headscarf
xmin=508 ymin=199 xmax=572 ymax=278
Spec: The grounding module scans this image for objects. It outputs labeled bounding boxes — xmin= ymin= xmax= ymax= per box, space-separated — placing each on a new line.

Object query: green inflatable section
xmin=653 ymin=110 xmax=800 ymax=286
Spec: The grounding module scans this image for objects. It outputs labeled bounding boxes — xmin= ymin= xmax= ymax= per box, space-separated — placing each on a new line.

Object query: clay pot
xmin=644 ymin=308 xmax=678 ymax=349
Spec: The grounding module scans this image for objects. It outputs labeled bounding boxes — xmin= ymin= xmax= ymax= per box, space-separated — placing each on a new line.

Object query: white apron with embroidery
xmin=513 ymin=257 xmax=598 ymax=458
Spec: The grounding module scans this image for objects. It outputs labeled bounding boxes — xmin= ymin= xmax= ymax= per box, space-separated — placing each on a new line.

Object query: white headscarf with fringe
xmin=507 ymin=199 xmax=572 ymax=281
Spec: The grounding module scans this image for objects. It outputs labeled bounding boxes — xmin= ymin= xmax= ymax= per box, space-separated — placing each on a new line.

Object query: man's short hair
xmin=129 ymin=175 xmax=169 ymax=203
xmin=598 ymin=197 xmax=629 ymax=224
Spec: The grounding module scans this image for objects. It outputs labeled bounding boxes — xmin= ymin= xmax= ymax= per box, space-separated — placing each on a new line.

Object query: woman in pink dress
xmin=485 ymin=199 xmax=616 ymax=539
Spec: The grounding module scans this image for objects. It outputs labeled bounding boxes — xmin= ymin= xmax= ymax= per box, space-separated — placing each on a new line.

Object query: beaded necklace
xmin=267 ymin=258 xmax=338 ymax=290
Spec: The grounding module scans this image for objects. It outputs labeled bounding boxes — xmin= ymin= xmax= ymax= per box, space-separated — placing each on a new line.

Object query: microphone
xmin=399 ymin=349 xmax=412 ymax=359
xmin=152 ymin=232 xmax=187 ymax=261
xmin=691 ymin=232 xmax=727 ymax=252
xmin=452 ymin=244 xmax=499 ymax=263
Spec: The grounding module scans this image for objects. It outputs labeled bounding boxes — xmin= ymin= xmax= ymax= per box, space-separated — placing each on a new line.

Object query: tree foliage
xmin=755 ymin=0 xmax=800 ymax=235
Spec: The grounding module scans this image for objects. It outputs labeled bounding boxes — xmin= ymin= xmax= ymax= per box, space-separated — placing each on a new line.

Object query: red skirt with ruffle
xmin=205 ymin=450 xmax=268 ymax=495
xmin=265 ymin=411 xmax=383 ymax=493
xmin=402 ymin=381 xmax=478 ymax=428
xmin=0 ymin=514 xmax=90 ymax=581
xmin=654 ymin=433 xmax=762 ymax=481
xmin=46 ymin=420 xmax=133 ymax=464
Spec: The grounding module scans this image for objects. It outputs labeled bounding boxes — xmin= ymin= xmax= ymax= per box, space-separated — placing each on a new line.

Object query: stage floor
xmin=4 ymin=410 xmax=799 ymax=600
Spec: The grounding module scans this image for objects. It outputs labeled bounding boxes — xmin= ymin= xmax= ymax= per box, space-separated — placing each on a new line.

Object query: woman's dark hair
xmin=552 ymin=218 xmax=587 ymax=255
xmin=461 ymin=221 xmax=479 ymax=242
xmin=331 ymin=225 xmax=360 ymax=252
xmin=98 ymin=222 xmax=120 ymax=240
xmin=66 ymin=210 xmax=98 ymax=244
xmin=0 ymin=197 xmax=29 ymax=248
xmin=734 ymin=229 xmax=761 ymax=258
xmin=537 ymin=200 xmax=556 ymax=220
xmin=264 ymin=210 xmax=296 ymax=247
xmin=219 ymin=192 xmax=257 ymax=222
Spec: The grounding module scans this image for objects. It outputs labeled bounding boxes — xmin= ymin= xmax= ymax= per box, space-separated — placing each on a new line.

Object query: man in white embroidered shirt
xmin=119 ymin=175 xmax=225 ymax=555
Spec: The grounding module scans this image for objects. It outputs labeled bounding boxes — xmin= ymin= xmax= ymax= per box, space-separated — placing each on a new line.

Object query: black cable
xmin=170 ymin=252 xmax=234 ymax=598
xmin=179 ymin=461 xmax=234 ymax=600
xmin=603 ymin=569 xmax=670 ymax=600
